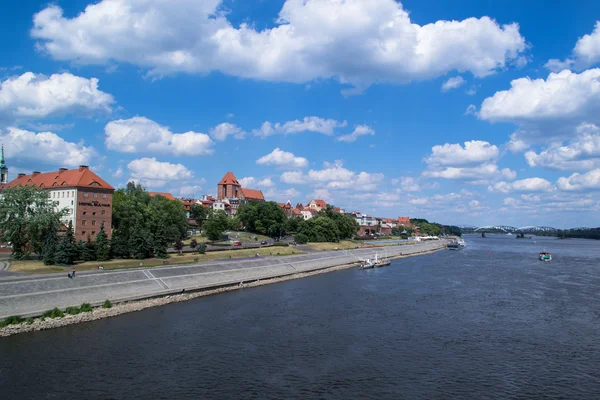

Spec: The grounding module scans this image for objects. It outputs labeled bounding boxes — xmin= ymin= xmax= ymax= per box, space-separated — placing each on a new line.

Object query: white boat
xmin=539 ymin=251 xmax=552 ymax=262
xmin=457 ymin=238 xmax=466 ymax=247
xmin=507 ymin=232 xmax=513 ymax=236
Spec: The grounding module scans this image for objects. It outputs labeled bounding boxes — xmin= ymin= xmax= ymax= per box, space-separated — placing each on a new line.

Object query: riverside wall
xmin=0 ymin=240 xmax=447 ymax=321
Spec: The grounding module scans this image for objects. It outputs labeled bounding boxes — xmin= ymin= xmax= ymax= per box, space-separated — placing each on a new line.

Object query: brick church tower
xmin=217 ymin=172 xmax=241 ymax=200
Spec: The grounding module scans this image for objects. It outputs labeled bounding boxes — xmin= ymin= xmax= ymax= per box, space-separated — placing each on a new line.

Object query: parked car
xmin=233 ymin=241 xmax=242 ymax=246
xmin=260 ymin=240 xmax=268 ymax=245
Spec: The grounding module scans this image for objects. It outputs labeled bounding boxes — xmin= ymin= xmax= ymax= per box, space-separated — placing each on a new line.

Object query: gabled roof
xmin=241 ymin=188 xmax=264 ymax=201
xmin=309 ymin=199 xmax=326 ymax=208
xmin=291 ymin=208 xmax=302 ymax=215
xmin=149 ymin=192 xmax=175 ymax=200
xmin=1 ymin=166 xmax=114 ymax=191
xmin=218 ymin=172 xmax=240 ymax=185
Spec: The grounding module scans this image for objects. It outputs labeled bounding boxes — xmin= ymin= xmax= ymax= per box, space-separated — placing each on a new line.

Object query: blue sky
xmin=2 ymin=0 xmax=600 ymax=228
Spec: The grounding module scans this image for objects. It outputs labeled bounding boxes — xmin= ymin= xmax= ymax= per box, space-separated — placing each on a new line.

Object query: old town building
xmin=0 ymin=164 xmax=114 ymax=242
xmin=216 ymin=172 xmax=264 ymax=216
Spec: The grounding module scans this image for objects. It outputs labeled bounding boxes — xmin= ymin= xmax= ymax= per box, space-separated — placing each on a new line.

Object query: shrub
xmin=65 ymin=306 xmax=81 ymax=315
xmin=294 ymin=233 xmax=308 ymax=244
xmin=197 ymin=243 xmax=207 ymax=254
xmin=25 ymin=317 xmax=34 ymax=325
xmin=42 ymin=308 xmax=64 ymax=319
xmin=80 ymin=303 xmax=93 ymax=312
xmin=103 ymin=299 xmax=112 ymax=308
xmin=1 ymin=315 xmax=23 ymax=327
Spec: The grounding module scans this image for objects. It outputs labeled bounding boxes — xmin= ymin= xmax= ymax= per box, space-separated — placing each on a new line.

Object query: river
xmin=1 ymin=235 xmax=599 ymax=399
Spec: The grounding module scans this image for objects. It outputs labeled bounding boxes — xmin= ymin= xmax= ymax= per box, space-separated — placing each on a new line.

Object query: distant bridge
xmin=473 ymin=225 xmax=557 ymax=233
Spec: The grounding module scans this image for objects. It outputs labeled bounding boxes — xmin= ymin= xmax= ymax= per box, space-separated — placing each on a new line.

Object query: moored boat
xmin=539 ymin=251 xmax=552 ymax=262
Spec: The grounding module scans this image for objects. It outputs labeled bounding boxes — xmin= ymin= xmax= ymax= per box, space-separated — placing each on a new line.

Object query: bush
xmin=42 ymin=308 xmax=64 ymax=319
xmin=25 ymin=317 xmax=34 ymax=325
xmin=103 ymin=299 xmax=112 ymax=308
xmin=197 ymin=243 xmax=206 ymax=254
xmin=294 ymin=233 xmax=308 ymax=244
xmin=65 ymin=306 xmax=81 ymax=315
xmin=1 ymin=315 xmax=23 ymax=327
xmin=80 ymin=303 xmax=93 ymax=312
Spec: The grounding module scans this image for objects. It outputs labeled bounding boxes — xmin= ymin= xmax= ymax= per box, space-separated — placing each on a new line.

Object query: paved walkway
xmin=0 ymin=241 xmax=447 ymax=319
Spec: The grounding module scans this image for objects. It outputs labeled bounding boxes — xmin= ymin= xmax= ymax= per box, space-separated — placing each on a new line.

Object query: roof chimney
xmin=18 ymin=173 xmax=25 ymax=178
xmin=32 ymin=171 xmax=40 ymax=176
xmin=79 ymin=165 xmax=89 ymax=172
xmin=58 ymin=168 xmax=67 ymax=173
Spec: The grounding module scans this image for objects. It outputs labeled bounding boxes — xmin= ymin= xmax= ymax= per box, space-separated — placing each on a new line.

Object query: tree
xmin=54 ymin=221 xmax=77 ymax=265
xmin=129 ymin=221 xmax=153 ymax=259
xmin=43 ymin=230 xmax=59 ymax=265
xmin=294 ymin=233 xmax=308 ymax=244
xmin=110 ymin=228 xmax=130 ymax=258
xmin=152 ymin=223 xmax=169 ymax=259
xmin=189 ymin=238 xmax=198 ymax=251
xmin=83 ymin=235 xmax=96 ymax=261
xmin=197 ymin=242 xmax=207 ymax=254
xmin=204 ymin=210 xmax=229 ymax=242
xmin=0 ymin=186 xmax=67 ymax=260
xmin=189 ymin=204 xmax=208 ymax=226
xmin=95 ymin=222 xmax=110 ymax=261
xmin=236 ymin=201 xmax=287 ymax=237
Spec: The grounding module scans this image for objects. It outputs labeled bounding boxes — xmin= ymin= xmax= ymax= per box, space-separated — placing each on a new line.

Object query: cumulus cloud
xmin=177 ymin=185 xmax=203 ymax=198
xmin=556 ymin=169 xmax=600 ymax=191
xmin=263 ymin=187 xmax=301 ymax=202
xmin=424 ymin=163 xmax=516 ymax=183
xmin=337 ymin=125 xmax=375 ymax=142
xmin=252 ymin=117 xmax=346 ymax=138
xmin=392 ymin=176 xmax=421 ymax=192
xmin=488 ymin=177 xmax=554 ymax=193
xmin=105 ymin=116 xmax=213 ymax=156
xmin=0 ymin=72 xmax=113 ymax=123
xmin=280 ymin=161 xmax=384 ymax=191
xmin=209 ymin=123 xmax=245 ymax=141
xmin=280 ymin=170 xmax=306 ymax=184
xmin=256 ymin=148 xmax=308 ymax=168
xmin=524 ymin=123 xmax=600 ymax=171
xmin=0 ymin=127 xmax=97 ymax=167
xmin=239 ymin=177 xmax=275 ymax=188
xmin=31 ymin=0 xmax=526 ymax=91
xmin=127 ymin=157 xmax=193 ymax=188
xmin=441 ymin=76 xmax=466 ymax=92
xmin=546 ymin=21 xmax=600 ymax=71
xmin=425 ymin=140 xmax=499 ymax=166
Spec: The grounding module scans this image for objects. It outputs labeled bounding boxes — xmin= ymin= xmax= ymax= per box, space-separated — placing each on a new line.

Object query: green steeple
xmin=0 ymin=145 xmax=5 ymax=169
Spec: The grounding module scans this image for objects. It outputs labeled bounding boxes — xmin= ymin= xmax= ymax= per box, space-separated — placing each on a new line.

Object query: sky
xmin=1 ymin=0 xmax=600 ymax=229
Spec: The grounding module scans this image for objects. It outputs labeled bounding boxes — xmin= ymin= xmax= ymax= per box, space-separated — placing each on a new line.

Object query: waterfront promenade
xmin=0 ymin=241 xmax=446 ymax=319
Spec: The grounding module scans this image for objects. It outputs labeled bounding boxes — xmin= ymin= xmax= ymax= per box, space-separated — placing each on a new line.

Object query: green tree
xmin=95 ymin=222 xmax=110 ymax=261
xmin=236 ymin=201 xmax=287 ymax=237
xmin=189 ymin=204 xmax=208 ymax=226
xmin=0 ymin=186 xmax=67 ymax=260
xmin=189 ymin=238 xmax=198 ymax=251
xmin=129 ymin=221 xmax=153 ymax=259
xmin=54 ymin=221 xmax=77 ymax=265
xmin=152 ymin=223 xmax=169 ymax=259
xmin=173 ymin=239 xmax=184 ymax=254
xmin=204 ymin=210 xmax=229 ymax=242
xmin=197 ymin=242 xmax=207 ymax=254
xmin=110 ymin=228 xmax=129 ymax=258
xmin=83 ymin=235 xmax=96 ymax=261
xmin=42 ymin=229 xmax=59 ymax=265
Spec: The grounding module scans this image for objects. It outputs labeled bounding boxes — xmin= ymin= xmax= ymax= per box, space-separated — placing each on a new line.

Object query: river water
xmin=1 ymin=235 xmax=600 ymax=399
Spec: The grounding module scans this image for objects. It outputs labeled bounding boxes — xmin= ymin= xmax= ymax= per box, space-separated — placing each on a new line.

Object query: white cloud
xmin=263 ymin=187 xmax=301 ymax=202
xmin=506 ymin=132 xmax=530 ymax=153
xmin=524 ymin=123 xmax=600 ymax=171
xmin=465 ymin=104 xmax=477 ymax=115
xmin=252 ymin=117 xmax=346 ymax=138
xmin=239 ymin=177 xmax=275 ymax=188
xmin=337 ymin=125 xmax=375 ymax=142
xmin=112 ymin=166 xmax=123 ymax=178
xmin=177 ymin=185 xmax=203 ymax=198
xmin=547 ymin=22 xmax=600 ymax=71
xmin=0 ymin=127 xmax=97 ymax=167
xmin=256 ymin=148 xmax=308 ymax=168
xmin=280 ymin=171 xmax=306 ymax=184
xmin=127 ymin=157 xmax=193 ymax=188
xmin=556 ymin=169 xmax=600 ymax=191
xmin=0 ymin=72 xmax=113 ymax=123
xmin=425 ymin=140 xmax=499 ymax=166
xmin=424 ymin=163 xmax=516 ymax=183
xmin=209 ymin=123 xmax=245 ymax=141
xmin=281 ymin=161 xmax=384 ymax=191
xmin=393 ymin=176 xmax=421 ymax=192
xmin=31 ymin=0 xmax=526 ymax=91
xmin=105 ymin=116 xmax=213 ymax=156
xmin=441 ymin=76 xmax=466 ymax=92
xmin=488 ymin=177 xmax=554 ymax=193
xmin=479 ymin=69 xmax=600 ymax=123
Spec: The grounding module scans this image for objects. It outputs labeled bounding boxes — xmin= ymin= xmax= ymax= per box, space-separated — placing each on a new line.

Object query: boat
xmin=507 ymin=232 xmax=512 ymax=236
xmin=447 ymin=242 xmax=460 ymax=250
xmin=359 ymin=258 xmax=374 ymax=269
xmin=457 ymin=238 xmax=466 ymax=247
xmin=373 ymin=253 xmax=390 ymax=267
xmin=539 ymin=251 xmax=552 ymax=262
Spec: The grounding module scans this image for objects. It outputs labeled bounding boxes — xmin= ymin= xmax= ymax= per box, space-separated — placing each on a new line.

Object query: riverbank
xmin=0 ymin=244 xmax=446 ymax=337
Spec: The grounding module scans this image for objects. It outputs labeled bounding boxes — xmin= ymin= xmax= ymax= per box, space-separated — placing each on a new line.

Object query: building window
xmin=71 ymin=200 xmax=73 ymax=205
xmin=92 ymin=212 xmax=96 ymax=216
xmin=82 ymin=231 xmax=86 ymax=236
xmin=93 ymin=193 xmax=98 ymax=198
xmin=67 ymin=192 xmax=69 ymax=198
xmin=84 ymin=192 xmax=88 ymax=197
xmin=101 ymin=210 xmax=106 ymax=215
xmin=72 ymin=191 xmax=74 ymax=197
xmin=82 ymin=220 xmax=87 ymax=226
xmin=92 ymin=220 xmax=96 ymax=226
xmin=82 ymin=211 xmax=87 ymax=216
xmin=102 ymin=193 xmax=107 ymax=199
xmin=62 ymin=192 xmax=65 ymax=198
xmin=92 ymin=231 xmax=96 ymax=236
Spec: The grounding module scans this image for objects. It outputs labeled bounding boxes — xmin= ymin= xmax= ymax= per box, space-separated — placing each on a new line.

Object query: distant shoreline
xmin=0 ymin=245 xmax=446 ymax=338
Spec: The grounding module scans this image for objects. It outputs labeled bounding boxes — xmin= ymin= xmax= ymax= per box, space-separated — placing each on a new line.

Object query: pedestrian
xmin=98 ymin=264 xmax=103 ymax=270
xmin=67 ymin=273 xmax=72 ymax=279
xmin=72 ymin=270 xmax=76 ymax=278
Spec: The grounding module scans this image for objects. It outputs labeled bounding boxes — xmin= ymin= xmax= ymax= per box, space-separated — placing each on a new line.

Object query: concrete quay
xmin=0 ymin=240 xmax=447 ymax=319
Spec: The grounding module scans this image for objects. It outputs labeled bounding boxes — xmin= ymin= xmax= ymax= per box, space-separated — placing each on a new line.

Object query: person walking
xmin=71 ymin=270 xmax=76 ymax=278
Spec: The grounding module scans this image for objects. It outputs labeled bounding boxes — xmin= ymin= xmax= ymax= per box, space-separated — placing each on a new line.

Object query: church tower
xmin=0 ymin=145 xmax=7 ymax=184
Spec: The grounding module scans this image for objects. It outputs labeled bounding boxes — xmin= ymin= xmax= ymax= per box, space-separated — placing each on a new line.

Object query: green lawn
xmin=183 ymin=231 xmax=270 ymax=246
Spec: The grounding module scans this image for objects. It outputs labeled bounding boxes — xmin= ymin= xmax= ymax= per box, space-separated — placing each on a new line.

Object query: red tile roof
xmin=241 ymin=188 xmax=264 ymax=201
xmin=218 ymin=172 xmax=240 ymax=185
xmin=149 ymin=192 xmax=176 ymax=201
xmin=309 ymin=199 xmax=326 ymax=208
xmin=0 ymin=166 xmax=114 ymax=191
xmin=291 ymin=208 xmax=302 ymax=215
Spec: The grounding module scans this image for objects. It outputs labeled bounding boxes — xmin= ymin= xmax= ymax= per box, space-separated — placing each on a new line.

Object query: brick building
xmin=216 ymin=172 xmax=264 ymax=216
xmin=0 ymin=165 xmax=114 ymax=242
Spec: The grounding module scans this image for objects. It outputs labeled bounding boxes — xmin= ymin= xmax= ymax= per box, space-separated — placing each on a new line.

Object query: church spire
xmin=0 ymin=144 xmax=7 ymax=184
xmin=0 ymin=144 xmax=5 ymax=169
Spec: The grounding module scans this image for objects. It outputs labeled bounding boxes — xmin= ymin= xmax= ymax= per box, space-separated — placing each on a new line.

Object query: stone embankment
xmin=0 ymin=241 xmax=447 ymax=337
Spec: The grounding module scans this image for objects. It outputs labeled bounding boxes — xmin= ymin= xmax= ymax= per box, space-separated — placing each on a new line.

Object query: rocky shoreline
xmin=0 ymin=247 xmax=444 ymax=337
